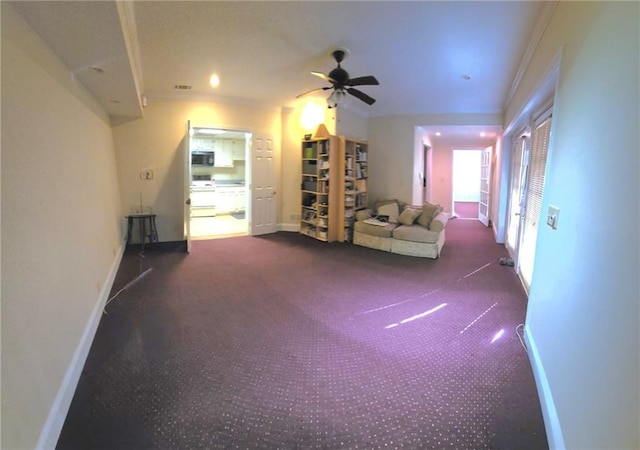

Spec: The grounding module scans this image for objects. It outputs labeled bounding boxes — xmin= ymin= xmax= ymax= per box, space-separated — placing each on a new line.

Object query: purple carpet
xmin=56 ymin=219 xmax=547 ymax=449
xmin=454 ymin=201 xmax=479 ymax=219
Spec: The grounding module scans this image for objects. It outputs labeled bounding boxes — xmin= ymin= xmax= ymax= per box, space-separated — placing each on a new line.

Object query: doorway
xmin=452 ymin=149 xmax=482 ymax=220
xmin=422 ymin=144 xmax=432 ymax=204
xmin=188 ymin=127 xmax=249 ymax=240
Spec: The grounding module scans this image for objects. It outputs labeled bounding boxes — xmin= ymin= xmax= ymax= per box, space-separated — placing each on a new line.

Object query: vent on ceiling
xmin=174 ymin=84 xmax=192 ymax=90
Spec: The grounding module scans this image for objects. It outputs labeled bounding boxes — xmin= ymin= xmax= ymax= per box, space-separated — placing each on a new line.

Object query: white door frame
xmin=451 ymin=148 xmax=484 ymax=220
xmin=184 ymin=121 xmax=193 ymax=252
xmin=478 ymin=146 xmax=492 ymax=226
xmin=184 ymin=123 xmax=252 ymax=249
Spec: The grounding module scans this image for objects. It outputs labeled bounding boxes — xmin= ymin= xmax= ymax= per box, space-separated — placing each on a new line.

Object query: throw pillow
xmin=417 ymin=202 xmax=439 ymax=228
xmin=377 ymin=202 xmax=400 ymax=224
xmin=398 ymin=207 xmax=422 ymax=225
xmin=355 ymin=209 xmax=373 ymax=221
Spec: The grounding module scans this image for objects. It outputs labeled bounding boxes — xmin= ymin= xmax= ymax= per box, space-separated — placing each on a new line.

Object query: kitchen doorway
xmin=188 ymin=127 xmax=249 ymax=240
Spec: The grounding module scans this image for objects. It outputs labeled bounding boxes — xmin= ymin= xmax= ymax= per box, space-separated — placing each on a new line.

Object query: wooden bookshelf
xmin=300 ymin=136 xmax=340 ymax=242
xmin=338 ymin=138 xmax=369 ymax=242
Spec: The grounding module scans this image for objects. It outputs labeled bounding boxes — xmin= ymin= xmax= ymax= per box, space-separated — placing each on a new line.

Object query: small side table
xmin=126 ymin=214 xmax=159 ymax=250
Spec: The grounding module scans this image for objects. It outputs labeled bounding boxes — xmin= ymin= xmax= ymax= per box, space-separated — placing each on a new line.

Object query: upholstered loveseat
xmin=353 ymin=200 xmax=449 ymax=258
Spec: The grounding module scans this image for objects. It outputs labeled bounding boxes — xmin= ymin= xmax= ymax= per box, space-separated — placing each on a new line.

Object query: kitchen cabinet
xmin=216 ymin=189 xmax=233 ymax=214
xmin=231 ymin=140 xmax=245 ymax=161
xmin=235 ymin=189 xmax=246 ymax=212
xmin=214 ymin=141 xmax=234 ymax=167
xmin=191 ymin=137 xmax=214 ymax=151
xmin=216 ymin=186 xmax=245 ymax=214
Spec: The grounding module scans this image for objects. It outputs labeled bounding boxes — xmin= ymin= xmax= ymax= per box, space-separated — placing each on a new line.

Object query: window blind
xmin=525 ymin=117 xmax=552 ymax=226
xmin=519 ymin=114 xmax=552 ymax=289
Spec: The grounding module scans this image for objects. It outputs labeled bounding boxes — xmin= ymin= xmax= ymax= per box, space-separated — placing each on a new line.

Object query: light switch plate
xmin=547 ymin=205 xmax=560 ymax=230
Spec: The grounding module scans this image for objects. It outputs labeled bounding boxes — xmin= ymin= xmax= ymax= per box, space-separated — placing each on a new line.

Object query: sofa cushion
xmin=354 ymin=220 xmax=397 ymax=238
xmin=374 ymin=199 xmax=408 ymax=213
xmin=374 ymin=199 xmax=398 ymax=211
xmin=430 ymin=212 xmax=450 ymax=232
xmin=398 ymin=207 xmax=422 ymax=225
xmin=377 ymin=202 xmax=400 ymax=224
xmin=393 ymin=224 xmax=441 ymax=244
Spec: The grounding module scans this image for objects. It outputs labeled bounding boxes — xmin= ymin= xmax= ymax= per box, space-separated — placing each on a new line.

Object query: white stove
xmin=191 ymin=178 xmax=216 ymax=191
xmin=190 ymin=177 xmax=217 ymax=216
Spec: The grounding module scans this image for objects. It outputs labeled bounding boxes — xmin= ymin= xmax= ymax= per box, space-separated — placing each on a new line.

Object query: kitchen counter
xmin=215 ymin=180 xmax=245 ymax=187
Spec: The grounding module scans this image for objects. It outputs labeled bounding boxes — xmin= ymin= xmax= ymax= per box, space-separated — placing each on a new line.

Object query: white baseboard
xmin=278 ymin=223 xmax=300 ymax=232
xmin=36 ymin=242 xmax=126 ymax=449
xmin=524 ymin=325 xmax=566 ymax=450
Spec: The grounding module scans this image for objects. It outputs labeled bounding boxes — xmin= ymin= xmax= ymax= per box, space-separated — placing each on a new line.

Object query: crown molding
xmin=504 ymin=1 xmax=558 ymax=109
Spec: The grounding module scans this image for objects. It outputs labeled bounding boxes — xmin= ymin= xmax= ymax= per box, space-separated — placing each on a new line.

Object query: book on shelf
xmin=346 ymin=156 xmax=354 ymax=169
xmin=356 ymin=162 xmax=367 ymax=178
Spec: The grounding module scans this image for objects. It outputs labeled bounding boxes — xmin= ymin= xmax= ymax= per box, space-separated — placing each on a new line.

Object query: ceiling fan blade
xmin=295 ymin=86 xmax=331 ymax=99
xmin=311 ymin=71 xmax=334 ymax=83
xmin=346 ymin=75 xmax=379 ymax=87
xmin=346 ymin=87 xmax=376 ymax=105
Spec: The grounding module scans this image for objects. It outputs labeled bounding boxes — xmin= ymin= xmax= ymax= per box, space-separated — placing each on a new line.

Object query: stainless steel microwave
xmin=192 ymin=151 xmax=215 ymax=166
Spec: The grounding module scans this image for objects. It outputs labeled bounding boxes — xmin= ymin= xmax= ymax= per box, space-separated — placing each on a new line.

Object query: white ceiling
xmin=9 ymin=1 xmax=545 ymax=133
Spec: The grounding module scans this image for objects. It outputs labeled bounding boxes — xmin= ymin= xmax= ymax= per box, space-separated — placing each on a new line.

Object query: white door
xmin=505 ymin=134 xmax=528 ymax=261
xmin=184 ymin=121 xmax=193 ymax=252
xmin=478 ymin=146 xmax=492 ymax=226
xmin=251 ymin=134 xmax=277 ymax=235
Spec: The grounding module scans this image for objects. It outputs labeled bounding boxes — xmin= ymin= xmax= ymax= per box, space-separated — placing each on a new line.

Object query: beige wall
xmin=112 ymin=98 xmax=282 ymax=241
xmin=281 ymin=99 xmax=339 ymax=228
xmin=368 ymin=116 xmax=416 ymax=204
xmin=1 ymin=5 xmax=123 ymax=449
xmin=336 ymin=106 xmax=368 ymax=142
xmin=368 ymin=114 xmax=502 ymax=208
xmin=425 ymin=138 xmax=497 ymax=214
xmin=504 ymin=2 xmax=639 ymax=448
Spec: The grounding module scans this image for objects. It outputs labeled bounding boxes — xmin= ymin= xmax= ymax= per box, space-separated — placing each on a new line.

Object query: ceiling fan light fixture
xmin=298 ymin=48 xmax=378 ymax=108
xmin=327 ymin=88 xmax=349 ymax=109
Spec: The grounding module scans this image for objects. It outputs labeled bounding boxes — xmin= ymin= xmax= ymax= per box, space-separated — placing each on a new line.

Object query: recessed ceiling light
xmin=480 ymin=132 xmax=486 ymax=137
xmin=435 ymin=132 xmax=441 ymax=136
xmin=461 ymin=75 xmax=471 ymax=81
xmin=209 ymin=73 xmax=220 ymax=88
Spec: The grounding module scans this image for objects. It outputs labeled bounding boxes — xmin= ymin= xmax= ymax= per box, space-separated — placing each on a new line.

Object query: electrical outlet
xmin=546 ymin=205 xmax=559 ymax=230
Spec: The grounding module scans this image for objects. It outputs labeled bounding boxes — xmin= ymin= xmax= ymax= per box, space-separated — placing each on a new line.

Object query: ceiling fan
xmin=297 ymin=48 xmax=379 ymax=108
